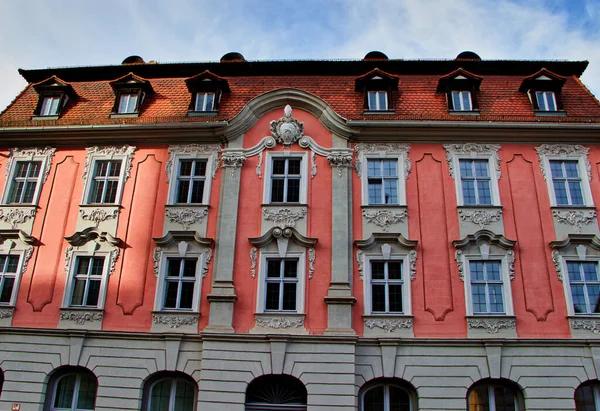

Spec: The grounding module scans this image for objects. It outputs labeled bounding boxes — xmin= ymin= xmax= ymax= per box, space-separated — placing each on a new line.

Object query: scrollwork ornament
xmin=79 ymin=207 xmax=119 ymax=226
xmin=0 ymin=307 xmax=14 ymax=319
xmin=552 ymin=250 xmax=563 ymax=281
xmin=552 ymin=210 xmax=596 ymax=233
xmin=263 ymin=208 xmax=307 ymax=229
xmin=83 ymin=145 xmax=135 ymax=183
xmin=408 ymin=250 xmax=417 ymax=280
xmin=0 ymin=207 xmax=36 ymax=229
xmin=311 ymin=151 xmax=317 ymax=178
xmin=256 ymin=152 xmax=263 ymax=178
xmin=153 ymin=248 xmax=162 ymax=277
xmin=354 ymin=143 xmax=411 ymax=178
xmin=165 ymin=144 xmax=222 ymax=180
xmin=21 ymin=245 xmax=34 ymax=275
xmin=455 ymin=250 xmax=465 ymax=281
xmin=269 ymin=105 xmax=304 ymax=147
xmin=443 ymin=143 xmax=501 ymax=179
xmin=60 ymin=311 xmax=103 ymax=325
xmin=356 ymin=250 xmax=364 ymax=281
xmin=153 ymin=313 xmax=198 ymax=328
xmin=250 ymin=247 xmax=257 ymax=278
xmin=255 ymin=316 xmax=304 ymax=329
xmin=467 ymin=318 xmax=516 ymax=334
xmin=221 ymin=154 xmax=246 ymax=177
xmin=202 ymin=248 xmax=212 ymax=278
xmin=571 ymin=319 xmax=600 ymax=334
xmin=327 ymin=153 xmax=353 ymax=177
xmin=308 ymin=248 xmax=316 ymax=279
xmin=458 ymin=209 xmax=502 ymax=228
xmin=364 ymin=318 xmax=413 ymax=332
xmin=536 ymin=144 xmax=591 ymax=181
xmin=108 ymin=247 xmax=120 ymax=275
xmin=8 ymin=147 xmax=56 ymax=184
xmin=165 ymin=207 xmax=208 ymax=230
xmin=507 ymin=250 xmax=516 ymax=280
xmin=64 ymin=246 xmax=74 ymax=276
xmin=362 ymin=209 xmax=407 ymax=232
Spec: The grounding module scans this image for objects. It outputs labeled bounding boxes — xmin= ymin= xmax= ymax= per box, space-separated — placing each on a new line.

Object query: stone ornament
xmin=79 ymin=207 xmax=119 ymax=226
xmin=552 ymin=250 xmax=563 ymax=281
xmin=364 ymin=318 xmax=413 ymax=332
xmin=0 ymin=307 xmax=14 ymax=319
xmin=467 ymin=318 xmax=516 ymax=334
xmin=455 ymin=250 xmax=465 ymax=281
xmin=0 ymin=207 xmax=36 ymax=229
xmin=250 ymin=247 xmax=257 ymax=278
xmin=202 ymin=248 xmax=212 ymax=278
xmin=270 ymin=105 xmax=304 ymax=147
xmin=256 ymin=152 xmax=263 ymax=178
xmin=153 ymin=247 xmax=162 ymax=277
xmin=536 ymin=144 xmax=591 ymax=181
xmin=165 ymin=207 xmax=208 ymax=230
xmin=354 ymin=143 xmax=411 ymax=179
xmin=7 ymin=147 xmax=56 ymax=184
xmin=458 ymin=209 xmax=502 ymax=228
xmin=311 ymin=151 xmax=317 ymax=179
xmin=263 ymin=207 xmax=307 ymax=229
xmin=327 ymin=153 xmax=353 ymax=177
xmin=570 ymin=318 xmax=600 ymax=334
xmin=507 ymin=250 xmax=516 ymax=280
xmin=60 ymin=310 xmax=103 ymax=325
xmin=82 ymin=145 xmax=136 ymax=184
xmin=408 ymin=250 xmax=417 ymax=280
xmin=64 ymin=246 xmax=120 ymax=277
xmin=308 ymin=248 xmax=316 ymax=279
xmin=552 ymin=209 xmax=596 ymax=233
xmin=356 ymin=250 xmax=364 ymax=280
xmin=221 ymin=153 xmax=246 ymax=177
xmin=362 ymin=209 xmax=407 ymax=232
xmin=443 ymin=143 xmax=501 ymax=179
xmin=165 ymin=144 xmax=221 ymax=180
xmin=153 ymin=313 xmax=199 ymax=328
xmin=255 ymin=315 xmax=304 ymax=329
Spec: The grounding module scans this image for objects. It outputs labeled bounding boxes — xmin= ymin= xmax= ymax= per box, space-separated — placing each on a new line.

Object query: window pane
xmin=493 ymin=386 xmax=516 ymax=411
xmin=462 ymin=180 xmax=477 ymax=205
xmin=486 ymin=262 xmax=501 ymax=281
xmin=368 ymin=92 xmax=378 ymax=111
xmin=564 ymin=161 xmax=580 ymax=178
xmin=164 ymin=281 xmax=179 ymax=309
xmin=204 ymin=93 xmax=214 ymax=111
xmin=265 ymin=282 xmax=280 ymax=310
xmin=272 ymin=159 xmax=286 ymax=175
xmin=382 ymin=160 xmax=397 ymax=177
xmin=368 ymin=160 xmax=381 ymax=177
xmin=150 ymin=380 xmax=172 ymax=411
xmin=190 ymin=180 xmax=205 ymax=203
xmin=575 ymin=384 xmax=596 ymax=411
xmin=388 ymin=284 xmax=403 ymax=312
xmin=363 ymin=385 xmax=384 ymax=411
xmin=474 ymin=160 xmax=489 ymax=178
xmin=588 ymin=285 xmax=600 ymax=313
xmin=6 ymin=256 xmax=19 ymax=273
xmin=461 ymin=91 xmax=472 ymax=111
xmin=368 ymin=180 xmax=383 ymax=204
xmin=271 ymin=179 xmax=285 ymax=202
xmin=549 ymin=161 xmax=564 ymax=178
xmin=377 ymin=91 xmax=387 ymax=110
xmin=568 ymin=263 xmax=583 ymax=281
xmin=85 ymin=280 xmax=101 ymax=306
xmin=0 ymin=277 xmax=14 ymax=303
xmin=174 ymin=380 xmax=196 ymax=411
xmin=103 ymin=180 xmax=119 ymax=203
xmin=22 ymin=181 xmax=37 ymax=203
xmin=287 ymin=178 xmax=300 ymax=202
xmin=90 ymin=180 xmax=105 ymax=203
xmin=388 ymin=262 xmax=402 ymax=280
xmin=90 ymin=258 xmax=104 ymax=275
xmin=384 ymin=180 xmax=398 ymax=204
xmin=536 ymin=91 xmax=547 ymax=111
xmin=182 ymin=260 xmax=196 ymax=277
xmin=470 ymin=262 xmax=484 ymax=281
xmin=179 ymin=160 xmax=193 ymax=176
xmin=282 ymin=283 xmax=297 ymax=310
xmin=76 ymin=257 xmax=91 ymax=274
xmin=108 ymin=161 xmax=121 ymax=177
xmin=177 ymin=180 xmax=190 ymax=203
xmin=371 ymin=262 xmax=385 ymax=280
xmin=71 ymin=279 xmax=86 ymax=306
xmin=472 ymin=285 xmax=487 ymax=313
xmin=553 ymin=180 xmax=569 ymax=205
xmin=179 ymin=281 xmax=194 ymax=309
xmin=54 ymin=374 xmax=76 ymax=408
xmin=194 ymin=160 xmax=207 ymax=176
xmin=583 ymin=263 xmax=598 ymax=281
xmin=477 ymin=181 xmax=492 ymax=205
xmin=167 ymin=259 xmax=181 ymax=277
xmin=389 ymin=385 xmax=411 ymax=411
xmin=267 ymin=260 xmax=281 ymax=278
xmin=8 ymin=181 xmax=24 ymax=203
xmin=488 ymin=285 xmax=504 ymax=313
xmin=460 ymin=160 xmax=474 ymax=178
xmin=288 ymin=159 xmax=301 ymax=175
xmin=283 ymin=261 xmax=297 ymax=278
xmin=76 ymin=374 xmax=98 ymax=410
xmin=371 ymin=284 xmax=386 ymax=312
xmin=452 ymin=91 xmax=462 ymax=110
xmin=468 ymin=386 xmax=490 ymax=411
xmin=571 ymin=285 xmax=587 ymax=313
xmin=195 ymin=93 xmax=205 ymax=111
xmin=569 ymin=181 xmax=584 ymax=205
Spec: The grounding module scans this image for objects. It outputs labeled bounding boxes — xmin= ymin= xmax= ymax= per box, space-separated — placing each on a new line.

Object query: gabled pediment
xmin=32 ymin=75 xmax=76 ymax=96
xmin=153 ymin=231 xmax=213 ymax=248
xmin=519 ymin=68 xmax=566 ymax=92
xmin=355 ymin=233 xmax=417 ymax=250
xmin=185 ymin=70 xmax=230 ymax=93
xmin=355 ymin=68 xmax=399 ymax=91
xmin=109 ymin=72 xmax=154 ymax=93
xmin=550 ymin=234 xmax=600 ymax=251
xmin=437 ymin=68 xmax=483 ymax=92
xmin=453 ymin=229 xmax=516 ymax=250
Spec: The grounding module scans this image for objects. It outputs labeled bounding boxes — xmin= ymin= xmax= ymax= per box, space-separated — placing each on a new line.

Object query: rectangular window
xmin=88 ymin=160 xmax=122 ymax=204
xmin=567 ymin=261 xmax=600 ymax=314
xmin=70 ymin=256 xmax=105 ymax=307
xmin=470 ymin=261 xmax=505 ymax=314
xmin=370 ymin=260 xmax=403 ymax=313
xmin=270 ymin=158 xmax=301 ymax=203
xmin=367 ymin=159 xmax=399 ymax=205
xmin=367 ymin=91 xmax=388 ymax=111
xmin=549 ymin=160 xmax=584 ymax=206
xmin=459 ymin=159 xmax=492 ymax=205
xmin=535 ymin=91 xmax=557 ymax=111
xmin=162 ymin=258 xmax=197 ymax=310
xmin=40 ymin=96 xmax=61 ymax=116
xmin=117 ymin=92 xmax=139 ymax=114
xmin=451 ymin=91 xmax=472 ymax=111
xmin=265 ymin=259 xmax=298 ymax=311
xmin=176 ymin=159 xmax=207 ymax=204
xmin=7 ymin=161 xmax=42 ymax=204
xmin=0 ymin=255 xmax=19 ymax=304
xmin=194 ymin=92 xmax=215 ymax=112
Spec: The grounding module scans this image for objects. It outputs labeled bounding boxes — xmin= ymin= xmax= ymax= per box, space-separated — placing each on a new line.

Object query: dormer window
xmin=32 ymin=76 xmax=76 ymax=119
xmin=185 ymin=71 xmax=230 ymax=116
xmin=437 ymin=68 xmax=482 ymax=113
xmin=109 ymin=73 xmax=153 ymax=117
xmin=355 ymin=69 xmax=399 ymax=113
xmin=519 ymin=68 xmax=566 ymax=114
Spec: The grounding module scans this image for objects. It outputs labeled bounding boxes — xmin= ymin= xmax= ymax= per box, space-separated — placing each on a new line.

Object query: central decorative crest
xmin=270 ymin=105 xmax=304 ymax=147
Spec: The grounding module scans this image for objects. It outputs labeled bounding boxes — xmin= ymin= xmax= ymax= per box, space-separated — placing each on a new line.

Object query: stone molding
xmin=165 ymin=144 xmax=221 ymax=180
xmin=152 ymin=312 xmax=199 ymax=328
xmin=458 ymin=208 xmax=502 ymax=228
xmin=364 ymin=317 xmax=413 ymax=332
xmin=263 ymin=207 xmax=307 ymax=229
xmin=552 ymin=209 xmax=596 ymax=233
xmin=467 ymin=317 xmax=516 ymax=334
xmin=256 ymin=152 xmax=263 ymax=178
xmin=0 ymin=206 xmax=36 ymax=229
xmin=536 ymin=144 xmax=591 ymax=181
xmin=82 ymin=145 xmax=136 ymax=184
xmin=153 ymin=246 xmax=211 ymax=278
xmin=59 ymin=309 xmax=103 ymax=325
xmin=7 ymin=147 xmax=56 ymax=184
xmin=327 ymin=153 xmax=353 ymax=177
xmin=255 ymin=314 xmax=304 ymax=329
xmin=221 ymin=153 xmax=246 ymax=176
xmin=0 ymin=307 xmax=15 ymax=319
xmin=443 ymin=143 xmax=501 ymax=179
xmin=79 ymin=207 xmax=119 ymax=226
xmin=165 ymin=207 xmax=208 ymax=230
xmin=570 ymin=317 xmax=600 ymax=334
xmin=355 ymin=248 xmax=417 ymax=281
xmin=354 ymin=143 xmax=411 ymax=179
xmin=270 ymin=105 xmax=304 ymax=147
xmin=551 ymin=250 xmax=563 ymax=282
xmin=362 ymin=209 xmax=407 ymax=232
xmin=455 ymin=250 xmax=466 ymax=281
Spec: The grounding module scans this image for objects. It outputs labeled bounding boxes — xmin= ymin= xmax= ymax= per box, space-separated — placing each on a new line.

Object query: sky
xmin=1 ymin=0 xmax=599 ymax=112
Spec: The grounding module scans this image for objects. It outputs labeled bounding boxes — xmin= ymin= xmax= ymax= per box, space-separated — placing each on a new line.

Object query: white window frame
xmin=167 ymin=152 xmax=216 ymax=205
xmin=367 ymin=90 xmax=388 ymax=111
xmin=446 ymin=149 xmax=501 ymax=207
xmin=256 ymin=249 xmax=306 ymax=314
xmin=82 ymin=147 xmax=135 ymax=206
xmin=62 ymin=251 xmax=111 ymax=310
xmin=40 ymin=95 xmax=62 ymax=116
xmin=360 ymin=154 xmax=407 ymax=206
xmin=117 ymin=91 xmax=140 ymax=114
xmin=363 ymin=254 xmax=411 ymax=316
xmin=194 ymin=92 xmax=216 ymax=112
xmin=0 ymin=252 xmax=25 ymax=306
xmin=263 ymin=152 xmax=308 ymax=204
xmin=534 ymin=90 xmax=557 ymax=111
xmin=557 ymin=254 xmax=600 ymax=316
xmin=146 ymin=376 xmax=197 ymax=411
xmin=49 ymin=371 xmax=97 ymax=411
xmin=2 ymin=148 xmax=55 ymax=205
xmin=451 ymin=90 xmax=473 ymax=111
xmin=460 ymin=253 xmax=514 ymax=316
xmin=154 ymin=250 xmax=205 ymax=312
xmin=537 ymin=148 xmax=593 ymax=207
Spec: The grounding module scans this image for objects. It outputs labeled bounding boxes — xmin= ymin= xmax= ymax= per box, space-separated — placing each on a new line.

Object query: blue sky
xmin=1 ymin=0 xmax=599 ymax=111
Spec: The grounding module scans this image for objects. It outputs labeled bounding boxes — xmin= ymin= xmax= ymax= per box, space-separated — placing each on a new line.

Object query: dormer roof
xmin=355 ymin=68 xmax=399 ymax=91
xmin=437 ymin=68 xmax=483 ymax=92
xmin=109 ymin=72 xmax=154 ymax=94
xmin=519 ymin=68 xmax=567 ymax=92
xmin=185 ymin=70 xmax=230 ymax=93
xmin=32 ymin=75 xmax=76 ymax=97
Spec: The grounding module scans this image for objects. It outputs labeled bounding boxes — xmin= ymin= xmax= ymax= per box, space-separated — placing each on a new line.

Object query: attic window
xmin=109 ymin=73 xmax=153 ymax=117
xmin=437 ymin=68 xmax=482 ymax=113
xmin=185 ymin=71 xmax=230 ymax=115
xmin=519 ymin=69 xmax=566 ymax=114
xmin=32 ymin=76 xmax=76 ymax=119
xmin=355 ymin=69 xmax=399 ymax=113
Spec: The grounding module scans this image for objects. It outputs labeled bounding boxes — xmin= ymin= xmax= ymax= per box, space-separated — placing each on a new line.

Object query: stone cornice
xmin=453 ymin=229 xmax=516 ymax=250
xmin=355 ymin=233 xmax=417 ymax=250
xmin=249 ymin=227 xmax=317 ymax=249
xmin=153 ymin=231 xmax=214 ymax=248
xmin=65 ymin=227 xmax=123 ymax=247
xmin=550 ymin=234 xmax=600 ymax=251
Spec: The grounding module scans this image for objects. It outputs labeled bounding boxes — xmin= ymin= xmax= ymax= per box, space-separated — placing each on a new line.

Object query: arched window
xmin=45 ymin=367 xmax=97 ymax=411
xmin=467 ymin=379 xmax=524 ymax=411
xmin=359 ymin=378 xmax=416 ymax=411
xmin=575 ymin=380 xmax=600 ymax=411
xmin=245 ymin=374 xmax=307 ymax=411
xmin=142 ymin=372 xmax=197 ymax=411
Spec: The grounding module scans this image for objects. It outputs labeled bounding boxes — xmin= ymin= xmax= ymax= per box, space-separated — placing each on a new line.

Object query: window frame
xmin=154 ymin=251 xmax=205 ymax=313
xmin=360 ymin=156 xmax=406 ymax=206
xmin=0 ymin=253 xmax=24 ymax=306
xmin=263 ymin=152 xmax=308 ymax=205
xmin=112 ymin=89 xmax=145 ymax=116
xmin=575 ymin=381 xmax=600 ymax=411
xmin=1 ymin=148 xmax=55 ymax=206
xmin=451 ymin=90 xmax=473 ymax=111
xmin=462 ymin=254 xmax=514 ymax=316
xmin=142 ymin=372 xmax=198 ymax=411
xmin=467 ymin=381 xmax=523 ymax=411
xmin=63 ymin=251 xmax=111 ymax=310
xmin=367 ymin=90 xmax=389 ymax=111
xmin=193 ymin=92 xmax=216 ymax=112
xmin=363 ymin=255 xmax=411 ymax=316
xmin=359 ymin=379 xmax=415 ymax=411
xmin=167 ymin=153 xmax=216 ymax=206
xmin=547 ymin=159 xmax=588 ymax=207
xmin=47 ymin=369 xmax=98 ymax=411
xmin=256 ymin=249 xmax=306 ymax=314
xmin=81 ymin=147 xmax=135 ymax=206
xmin=535 ymin=90 xmax=557 ymax=112
xmin=557 ymin=255 xmax=600 ymax=316
xmin=145 ymin=376 xmax=197 ymax=411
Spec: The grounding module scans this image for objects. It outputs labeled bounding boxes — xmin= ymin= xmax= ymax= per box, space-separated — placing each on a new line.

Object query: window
xmin=162 ymin=258 xmax=197 ymax=310
xmin=40 ymin=96 xmax=62 ymax=116
xmin=566 ymin=261 xmax=600 ymax=314
xmin=265 ymin=259 xmax=298 ymax=311
xmin=520 ymin=69 xmax=566 ymax=113
xmin=576 ymin=381 xmax=600 ymax=411
xmin=264 ymin=153 xmax=308 ymax=204
xmin=194 ymin=92 xmax=215 ymax=112
xmin=143 ymin=373 xmax=197 ymax=411
xmin=32 ymin=76 xmax=75 ymax=119
xmin=109 ymin=73 xmax=153 ymax=116
xmin=469 ymin=261 xmax=505 ymax=314
xmin=175 ymin=160 xmax=207 ymax=204
xmin=359 ymin=379 xmax=415 ymax=411
xmin=536 ymin=91 xmax=557 ymax=112
xmin=0 ymin=255 xmax=20 ymax=304
xmin=47 ymin=368 xmax=97 ymax=411
xmin=467 ymin=380 xmax=523 ymax=411
xmin=451 ymin=90 xmax=473 ymax=111
xmin=245 ymin=374 xmax=307 ymax=411
xmin=367 ymin=159 xmax=399 ymax=205
xmin=549 ymin=160 xmax=584 ymax=206
xmin=459 ymin=159 xmax=492 ymax=205
xmin=7 ymin=161 xmax=42 ymax=204
xmin=368 ymin=91 xmax=388 ymax=111
xmin=117 ymin=92 xmax=139 ymax=114
xmin=370 ymin=261 xmax=404 ymax=313
xmin=82 ymin=146 xmax=134 ymax=206
xmin=88 ymin=160 xmax=122 ymax=204
xmin=68 ymin=256 xmax=105 ymax=308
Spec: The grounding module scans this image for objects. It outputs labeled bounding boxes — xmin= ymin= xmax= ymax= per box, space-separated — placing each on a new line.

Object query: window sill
xmin=261 ymin=203 xmax=308 ymax=207
xmin=362 ymin=110 xmax=395 ymax=115
xmin=0 ymin=205 xmax=38 ymax=229
xmin=165 ymin=204 xmax=210 ymax=208
xmin=31 ymin=115 xmax=59 ymax=121
xmin=458 ymin=205 xmax=502 ymax=209
xmin=362 ymin=204 xmax=407 ymax=209
xmin=187 ymin=111 xmax=218 ymax=117
xmin=534 ymin=110 xmax=566 ymax=117
xmin=109 ymin=113 xmax=139 ymax=119
xmin=466 ymin=315 xmax=516 ymax=336
xmin=448 ymin=110 xmax=480 ymax=116
xmin=551 ymin=205 xmax=596 ymax=210
xmin=363 ymin=314 xmax=414 ymax=336
xmin=152 ymin=311 xmax=200 ymax=331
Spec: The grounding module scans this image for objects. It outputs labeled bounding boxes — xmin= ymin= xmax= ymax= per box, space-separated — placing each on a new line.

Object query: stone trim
xmin=569 ymin=316 xmax=600 ymax=334
xmin=0 ymin=306 xmax=15 ymax=319
xmin=165 ymin=206 xmax=208 ymax=230
xmin=152 ymin=312 xmax=199 ymax=329
xmin=250 ymin=247 xmax=257 ymax=278
xmin=308 ymin=248 xmax=316 ymax=279
xmin=79 ymin=206 xmax=119 ymax=227
xmin=467 ymin=316 xmax=516 ymax=334
xmin=59 ymin=308 xmax=103 ymax=325
xmin=327 ymin=153 xmax=353 ymax=177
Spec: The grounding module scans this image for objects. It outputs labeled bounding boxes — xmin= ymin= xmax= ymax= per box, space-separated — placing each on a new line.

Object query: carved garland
xmin=364 ymin=318 xmax=413 ymax=332
xmin=79 ymin=207 xmax=119 ymax=226
xmin=255 ymin=316 xmax=304 ymax=329
xmin=7 ymin=147 xmax=56 ymax=185
xmin=0 ymin=207 xmax=36 ymax=229
xmin=250 ymin=247 xmax=257 ymax=278
xmin=356 ymin=250 xmax=364 ymax=280
xmin=552 ymin=210 xmax=596 ymax=233
xmin=443 ymin=143 xmax=501 ymax=179
xmin=354 ymin=143 xmax=411 ymax=179
xmin=468 ymin=318 xmax=516 ymax=334
xmin=165 ymin=144 xmax=222 ymax=181
xmin=327 ymin=153 xmax=353 ymax=177
xmin=458 ymin=209 xmax=502 ymax=228
xmin=82 ymin=145 xmax=136 ymax=184
xmin=308 ymin=248 xmax=316 ymax=279
xmin=571 ymin=318 xmax=600 ymax=334
xmin=362 ymin=209 xmax=407 ymax=232
xmin=153 ymin=313 xmax=199 ymax=328
xmin=263 ymin=207 xmax=307 ymax=229
xmin=536 ymin=144 xmax=591 ymax=181
xmin=221 ymin=153 xmax=247 ymax=177
xmin=165 ymin=207 xmax=208 ymax=230
xmin=0 ymin=307 xmax=15 ymax=319
xmin=60 ymin=311 xmax=103 ymax=325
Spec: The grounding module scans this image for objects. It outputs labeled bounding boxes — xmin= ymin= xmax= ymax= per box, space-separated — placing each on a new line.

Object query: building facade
xmin=0 ymin=51 xmax=599 ymax=410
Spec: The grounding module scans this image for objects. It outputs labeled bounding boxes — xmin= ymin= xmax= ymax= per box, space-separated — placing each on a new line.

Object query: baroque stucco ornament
xmin=165 ymin=207 xmax=208 ymax=230
xmin=7 ymin=147 xmax=56 ymax=184
xmin=250 ymin=247 xmax=257 ymax=278
xmin=362 ymin=209 xmax=407 ymax=232
xmin=552 ymin=209 xmax=596 ymax=233
xmin=354 ymin=143 xmax=411 ymax=179
xmin=255 ymin=315 xmax=304 ymax=329
xmin=79 ymin=207 xmax=119 ymax=226
xmin=263 ymin=207 xmax=307 ymax=229
xmin=270 ymin=105 xmax=304 ymax=147
xmin=443 ymin=143 xmax=501 ymax=179
xmin=468 ymin=318 xmax=516 ymax=334
xmin=0 ymin=207 xmax=36 ymax=229
xmin=153 ymin=313 xmax=198 ymax=328
xmin=82 ymin=145 xmax=136 ymax=184
xmin=458 ymin=209 xmax=502 ymax=228
xmin=0 ymin=307 xmax=14 ymax=319
xmin=364 ymin=318 xmax=413 ymax=332
xmin=60 ymin=310 xmax=103 ymax=325
xmin=165 ymin=144 xmax=222 ymax=180
xmin=221 ymin=153 xmax=246 ymax=177
xmin=536 ymin=144 xmax=591 ymax=181
xmin=570 ymin=318 xmax=600 ymax=334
